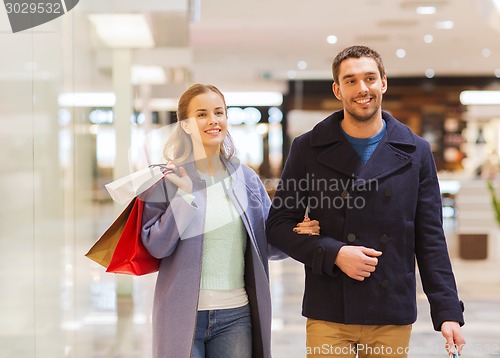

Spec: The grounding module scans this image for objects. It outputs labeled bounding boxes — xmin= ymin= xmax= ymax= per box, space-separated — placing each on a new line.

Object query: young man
xmin=266 ymin=46 xmax=465 ymax=358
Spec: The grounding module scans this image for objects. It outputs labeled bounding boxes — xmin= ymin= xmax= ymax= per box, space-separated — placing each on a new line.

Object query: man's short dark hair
xmin=332 ymin=45 xmax=386 ymax=84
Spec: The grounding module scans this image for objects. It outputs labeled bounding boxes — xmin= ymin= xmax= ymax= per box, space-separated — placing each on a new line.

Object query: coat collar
xmin=310 ymin=110 xmax=415 ymax=147
xmin=312 ymin=110 xmax=417 ymax=183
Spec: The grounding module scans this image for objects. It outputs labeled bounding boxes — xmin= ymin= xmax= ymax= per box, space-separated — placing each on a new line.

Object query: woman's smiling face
xmin=182 ymin=91 xmax=228 ymax=154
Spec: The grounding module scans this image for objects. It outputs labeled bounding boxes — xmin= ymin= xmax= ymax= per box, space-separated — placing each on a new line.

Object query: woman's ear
xmin=180 ymin=121 xmax=191 ymax=135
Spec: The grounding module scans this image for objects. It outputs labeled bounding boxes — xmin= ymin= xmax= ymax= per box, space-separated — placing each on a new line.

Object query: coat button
xmin=347 ymin=233 xmax=356 ymax=242
xmin=380 ymin=279 xmax=390 ymax=289
xmin=380 ymin=234 xmax=389 ymax=244
xmin=384 ymin=188 xmax=392 ymax=197
xmin=316 ymin=247 xmax=324 ymax=254
xmin=341 ymin=190 xmax=349 ymax=199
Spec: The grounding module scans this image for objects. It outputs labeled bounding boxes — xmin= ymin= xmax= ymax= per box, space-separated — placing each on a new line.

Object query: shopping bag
xmin=85 ymin=199 xmax=136 ymax=268
xmin=105 ymin=197 xmax=161 ymax=275
xmin=105 ymin=166 xmax=165 ymax=205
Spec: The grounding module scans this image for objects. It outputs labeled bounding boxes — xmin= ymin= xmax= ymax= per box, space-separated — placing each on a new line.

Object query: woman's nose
xmin=208 ymin=115 xmax=219 ymax=125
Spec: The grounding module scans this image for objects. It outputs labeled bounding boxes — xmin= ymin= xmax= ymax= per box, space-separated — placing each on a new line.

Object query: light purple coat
xmin=141 ymin=157 xmax=283 ymax=358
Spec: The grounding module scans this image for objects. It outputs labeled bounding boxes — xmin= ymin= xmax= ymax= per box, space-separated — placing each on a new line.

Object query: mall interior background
xmin=1 ymin=0 xmax=500 ymax=357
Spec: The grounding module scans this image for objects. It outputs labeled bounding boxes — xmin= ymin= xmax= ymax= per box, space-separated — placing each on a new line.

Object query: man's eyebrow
xmin=341 ymin=73 xmax=354 ymax=80
xmin=341 ymin=71 xmax=378 ymax=80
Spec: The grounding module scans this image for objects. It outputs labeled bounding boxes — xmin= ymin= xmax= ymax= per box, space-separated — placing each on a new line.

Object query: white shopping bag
xmin=105 ymin=166 xmax=165 ymax=205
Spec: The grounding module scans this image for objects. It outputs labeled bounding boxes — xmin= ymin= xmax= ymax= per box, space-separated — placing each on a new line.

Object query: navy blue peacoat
xmin=266 ymin=110 xmax=464 ymax=331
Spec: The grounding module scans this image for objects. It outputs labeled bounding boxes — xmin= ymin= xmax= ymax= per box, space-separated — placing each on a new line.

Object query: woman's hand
xmin=293 ymin=217 xmax=320 ymax=236
xmin=163 ymin=162 xmax=193 ymax=194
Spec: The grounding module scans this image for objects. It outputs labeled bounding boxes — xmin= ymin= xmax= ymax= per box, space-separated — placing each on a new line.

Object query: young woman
xmin=141 ymin=84 xmax=319 ymax=358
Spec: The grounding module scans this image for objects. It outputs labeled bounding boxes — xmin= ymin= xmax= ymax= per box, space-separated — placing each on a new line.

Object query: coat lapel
xmin=317 ymin=140 xmax=362 ymax=178
xmin=312 ymin=111 xmax=363 ymax=178
xmin=354 ymin=135 xmax=412 ymax=187
xmin=227 ymin=166 xmax=265 ymax=263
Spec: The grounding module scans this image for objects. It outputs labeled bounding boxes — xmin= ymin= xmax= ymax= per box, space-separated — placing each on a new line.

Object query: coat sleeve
xmin=141 ymin=178 xmax=200 ymax=259
xmin=266 ymin=136 xmax=345 ymax=276
xmin=414 ymin=142 xmax=464 ymax=331
xmin=255 ymin=173 xmax=287 ymax=260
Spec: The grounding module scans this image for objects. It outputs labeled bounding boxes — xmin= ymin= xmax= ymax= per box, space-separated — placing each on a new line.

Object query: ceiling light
xmin=396 ymin=49 xmax=407 ymax=58
xmin=58 ymin=92 xmax=116 ymax=107
xmin=482 ymin=48 xmax=492 ymax=58
xmin=224 ymin=92 xmax=283 ymax=106
xmin=425 ymin=69 xmax=435 ymax=78
xmin=268 ymin=107 xmax=283 ymax=123
xmin=243 ymin=107 xmax=262 ymax=124
xmin=88 ymin=14 xmax=154 ymax=48
xmin=227 ymin=107 xmax=245 ymax=125
xmin=297 ymin=61 xmax=308 ymax=70
xmin=460 ymin=91 xmax=500 ymax=105
xmin=416 ymin=6 xmax=436 ymax=14
xmin=326 ymin=35 xmax=338 ymax=44
xmin=435 ymin=21 xmax=453 ymax=29
xmin=423 ymin=34 xmax=434 ymax=43
xmin=131 ymin=65 xmax=166 ymax=85
xmin=495 ymin=69 xmax=500 ymax=78
xmin=287 ymin=70 xmax=297 ymax=79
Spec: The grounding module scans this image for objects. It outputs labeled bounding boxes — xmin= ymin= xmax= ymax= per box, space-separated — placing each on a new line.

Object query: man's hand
xmin=441 ymin=321 xmax=465 ymax=356
xmin=335 ymin=246 xmax=382 ymax=281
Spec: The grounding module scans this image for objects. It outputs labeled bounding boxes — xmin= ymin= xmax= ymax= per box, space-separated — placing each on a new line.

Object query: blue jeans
xmin=192 ymin=304 xmax=252 ymax=358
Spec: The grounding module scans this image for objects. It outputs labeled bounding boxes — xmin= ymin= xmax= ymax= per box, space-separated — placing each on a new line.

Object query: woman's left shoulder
xmin=240 ymin=164 xmax=264 ymax=186
xmin=240 ymin=163 xmax=258 ymax=176
xmin=227 ymin=157 xmax=256 ymax=178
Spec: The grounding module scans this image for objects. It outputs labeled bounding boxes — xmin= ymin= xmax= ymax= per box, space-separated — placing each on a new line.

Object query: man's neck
xmin=341 ymin=112 xmax=384 ymax=139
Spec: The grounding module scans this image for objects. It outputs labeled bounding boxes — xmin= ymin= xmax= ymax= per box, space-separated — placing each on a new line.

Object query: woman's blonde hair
xmin=163 ymin=84 xmax=236 ymax=163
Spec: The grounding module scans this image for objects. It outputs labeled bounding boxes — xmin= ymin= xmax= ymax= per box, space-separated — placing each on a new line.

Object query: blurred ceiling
xmin=187 ymin=0 xmax=500 ymax=92
xmin=3 ymin=0 xmax=500 ymax=101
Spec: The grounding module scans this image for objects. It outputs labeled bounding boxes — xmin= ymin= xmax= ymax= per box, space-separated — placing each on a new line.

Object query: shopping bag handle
xmin=149 ymin=163 xmax=174 ymax=175
xmin=148 ymin=164 xmax=170 ymax=200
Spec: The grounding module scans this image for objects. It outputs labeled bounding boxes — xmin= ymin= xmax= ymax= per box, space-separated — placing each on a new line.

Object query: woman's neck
xmin=193 ymin=147 xmax=225 ymax=176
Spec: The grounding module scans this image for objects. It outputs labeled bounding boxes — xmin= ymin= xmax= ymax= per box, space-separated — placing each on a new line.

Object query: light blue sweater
xmin=198 ymin=172 xmax=247 ymax=290
xmin=340 ymin=120 xmax=387 ymax=164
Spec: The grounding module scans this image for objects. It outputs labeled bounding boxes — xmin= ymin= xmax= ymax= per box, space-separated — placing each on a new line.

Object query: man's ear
xmin=332 ymin=82 xmax=342 ymax=100
xmin=381 ymin=75 xmax=388 ymax=94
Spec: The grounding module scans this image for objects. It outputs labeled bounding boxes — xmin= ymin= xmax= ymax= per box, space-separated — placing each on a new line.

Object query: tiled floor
xmin=1 ymin=201 xmax=499 ymax=357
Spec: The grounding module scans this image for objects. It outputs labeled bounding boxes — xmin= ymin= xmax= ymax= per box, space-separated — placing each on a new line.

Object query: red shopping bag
xmin=105 ymin=197 xmax=160 ymax=275
xmin=85 ymin=199 xmax=135 ymax=269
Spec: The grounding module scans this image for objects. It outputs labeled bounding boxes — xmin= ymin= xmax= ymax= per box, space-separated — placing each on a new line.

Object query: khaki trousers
xmin=306 ymin=319 xmax=412 ymax=358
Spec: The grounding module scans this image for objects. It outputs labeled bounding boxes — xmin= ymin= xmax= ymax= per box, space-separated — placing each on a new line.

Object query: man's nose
xmin=357 ymin=80 xmax=369 ymax=93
